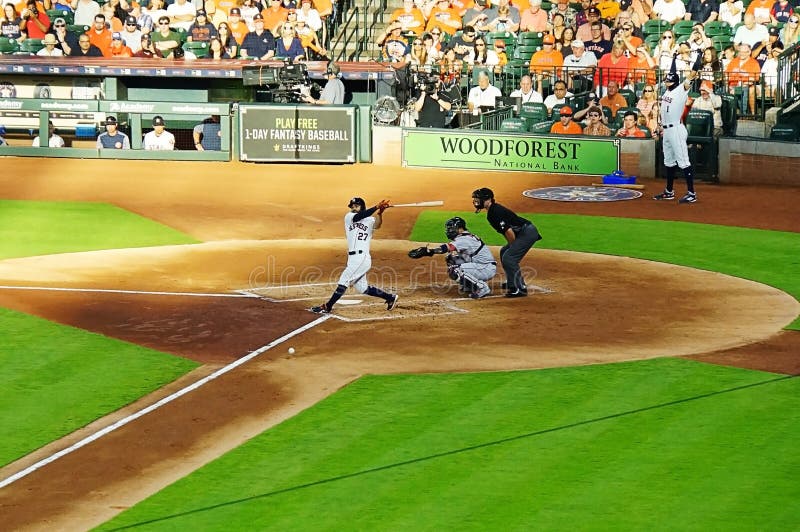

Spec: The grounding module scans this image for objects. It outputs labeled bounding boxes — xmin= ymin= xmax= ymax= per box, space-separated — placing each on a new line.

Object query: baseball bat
xmin=392 ymin=201 xmax=445 ymax=207
xmin=591 ymin=183 xmax=645 ymax=190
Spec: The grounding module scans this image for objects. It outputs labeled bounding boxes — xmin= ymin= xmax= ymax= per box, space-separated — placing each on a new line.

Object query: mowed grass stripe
xmin=97 ymin=358 xmax=800 ymax=530
xmin=412 ymin=212 xmax=800 ymax=329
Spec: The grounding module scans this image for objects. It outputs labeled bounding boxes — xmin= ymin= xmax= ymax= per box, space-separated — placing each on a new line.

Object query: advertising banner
xmin=238 ymin=104 xmax=356 ymax=163
xmin=402 ymin=129 xmax=620 ymax=176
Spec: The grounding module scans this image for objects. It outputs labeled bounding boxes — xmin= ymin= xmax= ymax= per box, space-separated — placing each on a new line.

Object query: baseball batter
xmin=311 ymin=197 xmax=399 ymax=314
xmin=408 ymin=217 xmax=497 ymax=299
xmin=654 ymin=56 xmax=699 ymax=204
xmin=143 ymin=115 xmax=175 ymax=151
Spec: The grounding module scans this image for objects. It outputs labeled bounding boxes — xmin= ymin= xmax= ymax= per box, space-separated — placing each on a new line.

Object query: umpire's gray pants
xmin=500 ymin=223 xmax=541 ymax=291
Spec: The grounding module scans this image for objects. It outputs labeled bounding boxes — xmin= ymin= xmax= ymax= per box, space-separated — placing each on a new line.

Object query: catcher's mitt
xmin=408 ymin=246 xmax=434 ymax=259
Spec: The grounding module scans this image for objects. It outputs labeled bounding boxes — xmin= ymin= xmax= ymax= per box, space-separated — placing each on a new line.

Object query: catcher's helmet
xmin=472 ymin=187 xmax=494 ymax=212
xmin=348 ymin=197 xmax=366 ymax=211
xmin=445 ymin=216 xmax=467 ymax=240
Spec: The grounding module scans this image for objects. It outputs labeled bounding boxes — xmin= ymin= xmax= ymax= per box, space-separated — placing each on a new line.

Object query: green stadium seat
xmin=46 ymin=9 xmax=73 ymax=25
xmin=769 ymin=123 xmax=799 ymax=141
xmin=67 ymin=24 xmax=89 ymax=34
xmin=183 ymin=40 xmax=209 ymax=58
xmin=500 ymin=117 xmax=527 ymax=132
xmin=18 ymin=38 xmax=43 ymax=54
xmin=704 ymin=20 xmax=732 ymax=36
xmin=529 ymin=120 xmax=554 ymax=133
xmin=0 ymin=40 xmax=19 ymax=54
xmin=642 ymin=19 xmax=671 ymax=36
xmin=672 ymin=20 xmax=696 ymax=36
xmin=520 ymin=101 xmax=548 ymax=122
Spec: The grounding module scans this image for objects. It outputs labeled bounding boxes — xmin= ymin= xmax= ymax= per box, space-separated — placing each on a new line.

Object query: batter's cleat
xmin=310 ymin=303 xmax=331 ymax=314
xmin=679 ymin=192 xmax=697 ymax=204
xmin=387 ymin=294 xmax=399 ymax=311
xmin=504 ymin=289 xmax=528 ymax=298
xmin=653 ymin=190 xmax=675 ymax=201
xmin=470 ymin=285 xmax=492 ymax=299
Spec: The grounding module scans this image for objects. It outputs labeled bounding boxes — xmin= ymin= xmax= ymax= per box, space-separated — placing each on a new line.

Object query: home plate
xmin=337 ymin=299 xmax=363 ymax=305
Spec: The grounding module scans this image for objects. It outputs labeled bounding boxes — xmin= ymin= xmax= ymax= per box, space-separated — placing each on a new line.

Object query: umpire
xmin=472 ymin=187 xmax=542 ymax=297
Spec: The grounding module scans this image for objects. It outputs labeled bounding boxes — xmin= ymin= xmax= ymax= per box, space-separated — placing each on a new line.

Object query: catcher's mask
xmin=445 ymin=216 xmax=467 ymax=240
xmin=348 ymin=197 xmax=366 ymax=212
xmin=472 ymin=187 xmax=494 ymax=213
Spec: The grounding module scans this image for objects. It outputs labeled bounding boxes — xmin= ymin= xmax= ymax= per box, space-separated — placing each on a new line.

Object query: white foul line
xmin=0 ymin=285 xmax=257 ymax=298
xmin=0 ymin=314 xmax=332 ymax=490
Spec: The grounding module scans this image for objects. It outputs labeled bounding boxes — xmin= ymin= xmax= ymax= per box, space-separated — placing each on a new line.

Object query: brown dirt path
xmin=0 ymin=159 xmax=797 ymax=530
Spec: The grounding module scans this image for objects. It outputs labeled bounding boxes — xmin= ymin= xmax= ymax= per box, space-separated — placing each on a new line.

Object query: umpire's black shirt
xmin=487 ymin=202 xmax=531 ymax=236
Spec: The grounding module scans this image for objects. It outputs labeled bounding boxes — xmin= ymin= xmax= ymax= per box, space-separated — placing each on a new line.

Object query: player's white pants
xmin=662 ymin=123 xmax=690 ymax=168
xmin=337 ymin=253 xmax=372 ymax=293
xmin=459 ymin=262 xmax=496 ymax=282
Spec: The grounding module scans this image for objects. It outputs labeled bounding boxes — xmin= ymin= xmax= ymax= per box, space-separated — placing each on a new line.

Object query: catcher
xmin=408 ymin=216 xmax=496 ymax=299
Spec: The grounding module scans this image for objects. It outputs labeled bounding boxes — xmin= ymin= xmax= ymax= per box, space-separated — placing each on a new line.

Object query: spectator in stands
xmin=133 ymin=32 xmax=157 ymax=57
xmin=408 ymin=37 xmax=428 ymax=68
xmin=543 ymin=78 xmax=573 ymax=114
xmin=167 ymin=0 xmax=196 ymax=32
xmin=143 ymin=0 xmax=168 ymax=32
xmin=686 ymin=23 xmax=713 ymax=52
xmin=733 ymin=13 xmax=769 ymax=48
xmin=510 ymin=74 xmax=544 ymax=103
xmin=274 ymin=21 xmax=305 ymax=62
xmin=652 ymin=0 xmax=686 ymax=24
xmin=448 ymin=24 xmax=478 ymax=61
xmin=121 ymin=15 xmax=143 ymax=52
xmin=422 ymin=32 xmax=442 ymax=63
xmin=616 ymin=109 xmax=647 ymax=136
xmin=753 ymin=25 xmax=783 ymax=66
xmin=378 ymin=21 xmax=409 ymax=61
xmin=295 ymin=19 xmax=327 ymax=59
xmin=636 ymin=83 xmax=659 ymax=135
xmin=71 ymin=0 xmax=100 ymax=27
xmin=130 ymin=5 xmax=152 ymax=35
xmin=110 ymin=30 xmax=134 ymax=56
xmin=217 ymin=22 xmax=239 ymax=58
xmin=206 ymin=35 xmax=231 ymax=58
xmin=653 ymin=29 xmax=678 ymax=73
xmin=49 ymin=17 xmax=78 ymax=54
xmin=771 ymin=0 xmax=794 ymax=23
xmin=596 ymin=0 xmax=621 ymax=22
xmin=562 ymin=39 xmax=597 ymax=91
xmin=488 ymin=4 xmax=519 ymax=33
xmin=97 ymin=115 xmax=131 ymax=149
xmin=310 ymin=0 xmax=333 ymax=46
xmin=413 ymin=76 xmax=452 ymax=127
xmin=781 ymin=15 xmax=800 ymax=45
xmin=577 ymin=7 xmax=610 ymax=42
xmin=585 ymin=20 xmax=613 ymax=60
xmin=614 ymin=0 xmax=644 ymax=30
xmin=494 ymin=38 xmax=508 ymax=66
xmin=595 ymin=40 xmax=628 ymax=94
xmin=438 ymin=46 xmax=463 ymax=101
xmin=744 ymin=0 xmax=774 ymax=25
xmin=550 ymin=0 xmax=577 ymax=29
xmin=574 ymin=0 xmax=592 ymax=28
xmin=105 ymin=0 xmax=131 ymax=25
xmin=675 ymin=39 xmax=698 ymax=74
xmin=718 ymin=0 xmax=744 ymax=26
xmin=691 ymin=80 xmax=723 ymax=136
xmin=486 ymin=0 xmax=520 ymax=28
xmin=263 ymin=0 xmax=288 ymax=34
xmin=558 ymin=26 xmax=576 ymax=55
xmin=20 ymin=0 xmax=50 ymax=40
xmin=32 ymin=120 xmax=65 ymax=148
xmin=87 ymin=14 xmax=113 ymax=57
xmin=611 ymin=20 xmax=642 ymax=55
xmin=468 ymin=35 xmax=501 ymax=73
xmin=699 ymin=46 xmax=723 ymax=87
xmin=240 ymin=0 xmax=261 ymax=30
xmin=628 ymin=44 xmax=657 ymax=85
xmin=425 ymin=0 xmax=462 ymax=36
xmin=151 ymin=15 xmax=182 ymax=58
xmin=240 ymin=13 xmax=275 ymax=58
xmin=296 ymin=0 xmax=322 ymax=33
xmin=2 ymin=4 xmax=25 ymax=43
xmin=758 ymin=43 xmax=781 ymax=98
xmin=100 ymin=4 xmax=122 ymax=32
xmin=227 ymin=8 xmax=249 ymax=45
xmin=70 ymin=32 xmax=103 ymax=55
xmin=725 ymin=42 xmax=761 ymax=114
xmin=720 ymin=43 xmax=736 ymax=68
xmin=684 ymin=0 xmax=719 ymax=24
xmin=520 ymin=0 xmax=548 ymax=32
xmin=467 ymin=69 xmax=502 ymax=110
xmin=143 ymin=115 xmax=175 ymax=150
xmin=572 ymin=90 xmax=603 ymax=121
xmin=549 ymin=105 xmax=583 ymax=133
xmin=37 ymin=33 xmax=63 ymax=55
xmin=600 ymin=79 xmax=628 ymax=117
xmin=463 ymin=0 xmax=492 ymax=34
xmin=187 ymin=9 xmax=217 ymax=42
xmin=530 ymin=34 xmax=563 ymax=93
xmin=390 ymin=0 xmax=425 ymax=33
xmin=550 ymin=13 xmax=567 ymax=43
xmin=193 ymin=115 xmax=221 ymax=150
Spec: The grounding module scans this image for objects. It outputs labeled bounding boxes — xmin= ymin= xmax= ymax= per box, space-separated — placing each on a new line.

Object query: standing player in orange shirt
xmin=529 ymin=34 xmax=563 ymax=94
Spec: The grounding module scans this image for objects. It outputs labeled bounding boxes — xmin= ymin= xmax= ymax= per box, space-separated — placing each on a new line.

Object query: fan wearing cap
xmin=187 ymin=10 xmax=218 ymax=42
xmin=120 ymin=15 xmax=143 ymax=53
xmin=576 ymin=7 xmax=611 ymax=42
xmin=48 ymin=17 xmax=79 ymax=55
xmin=37 ymin=33 xmax=64 ymax=56
xmin=691 ymin=80 xmax=723 ymax=136
xmin=166 ymin=0 xmax=196 ymax=32
xmin=109 ymin=31 xmax=133 ymax=56
xmin=562 ymin=39 xmax=597 ymax=90
xmin=529 ymin=33 xmax=563 ymax=93
xmin=240 ymin=13 xmax=276 ymax=59
xmin=226 ymin=8 xmax=249 ymax=45
xmin=752 ymin=25 xmax=783 ymax=67
xmin=549 ymin=105 xmax=583 ymax=134
xmin=143 ymin=116 xmax=175 ymax=151
xmin=653 ymin=55 xmax=699 ymax=203
xmin=97 ymin=116 xmax=131 ymax=150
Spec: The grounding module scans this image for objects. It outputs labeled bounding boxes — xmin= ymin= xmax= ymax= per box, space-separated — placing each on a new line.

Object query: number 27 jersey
xmin=344 ymin=211 xmax=375 ymax=253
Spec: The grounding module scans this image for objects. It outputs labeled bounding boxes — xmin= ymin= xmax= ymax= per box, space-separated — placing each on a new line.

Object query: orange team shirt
xmin=449 ymin=0 xmax=474 ymax=16
xmin=627 ymin=55 xmax=656 ymax=85
xmin=617 ymin=126 xmax=646 ymax=137
xmin=529 ymin=48 xmax=563 ymax=76
xmin=206 ymin=0 xmax=237 ymax=15
xmin=390 ymin=8 xmax=427 ymax=33
xmin=312 ymin=0 xmax=332 ymax=18
xmin=228 ymin=19 xmax=249 ymax=45
xmin=550 ymin=120 xmax=584 ymax=134
xmin=745 ymin=0 xmax=773 ymax=21
xmin=87 ymin=29 xmax=113 ymax=57
xmin=725 ymin=57 xmax=761 ymax=87
xmin=110 ymin=44 xmax=134 ymax=57
xmin=262 ymin=5 xmax=288 ymax=32
xmin=514 ymin=0 xmax=531 ymax=11
xmin=426 ymin=6 xmax=462 ymax=35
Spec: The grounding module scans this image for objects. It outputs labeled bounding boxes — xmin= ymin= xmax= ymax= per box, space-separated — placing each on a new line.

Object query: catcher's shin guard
xmin=460 ymin=271 xmax=488 ymax=296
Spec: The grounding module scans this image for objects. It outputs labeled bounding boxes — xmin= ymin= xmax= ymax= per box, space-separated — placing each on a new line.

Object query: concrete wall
xmin=719 ymin=137 xmax=800 ymax=186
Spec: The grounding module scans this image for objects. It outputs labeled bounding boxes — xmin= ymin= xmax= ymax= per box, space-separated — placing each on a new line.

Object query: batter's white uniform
xmin=660 ymin=81 xmax=691 ymax=168
xmin=143 ymin=130 xmax=176 ymax=150
xmin=338 ymin=211 xmax=376 ymax=293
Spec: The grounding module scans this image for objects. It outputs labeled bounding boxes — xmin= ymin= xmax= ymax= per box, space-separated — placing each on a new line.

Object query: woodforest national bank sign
xmin=402 ymin=129 xmax=620 ymax=176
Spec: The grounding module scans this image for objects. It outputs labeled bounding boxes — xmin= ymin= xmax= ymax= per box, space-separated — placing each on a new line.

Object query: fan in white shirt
xmin=467 ymin=70 xmax=503 ymax=109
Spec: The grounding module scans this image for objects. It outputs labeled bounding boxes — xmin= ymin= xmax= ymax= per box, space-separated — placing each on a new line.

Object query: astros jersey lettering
xmin=344 ymin=211 xmax=375 ymax=254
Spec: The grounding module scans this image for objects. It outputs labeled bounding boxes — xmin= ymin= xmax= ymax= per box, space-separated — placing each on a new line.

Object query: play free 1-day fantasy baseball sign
xmin=239 ymin=104 xmax=356 ymax=163
xmin=402 ymin=129 xmax=620 ymax=175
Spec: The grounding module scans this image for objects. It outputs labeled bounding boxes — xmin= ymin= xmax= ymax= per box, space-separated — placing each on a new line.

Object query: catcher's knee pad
xmin=448 ymin=264 xmax=461 ymax=281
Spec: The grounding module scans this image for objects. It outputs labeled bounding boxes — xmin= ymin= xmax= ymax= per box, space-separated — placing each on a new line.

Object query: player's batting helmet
xmin=445 ymin=216 xmax=467 ymax=240
xmin=472 ymin=187 xmax=494 ymax=212
xmin=348 ymin=197 xmax=366 ymax=211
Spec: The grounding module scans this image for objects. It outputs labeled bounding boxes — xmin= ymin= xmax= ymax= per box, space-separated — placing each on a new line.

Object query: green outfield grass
xmin=0 ymin=200 xmax=198 ymax=259
xmin=97 ymin=357 xmax=800 ymax=530
xmin=412 ymin=212 xmax=800 ymax=330
xmin=0 ymin=200 xmax=200 ymax=467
